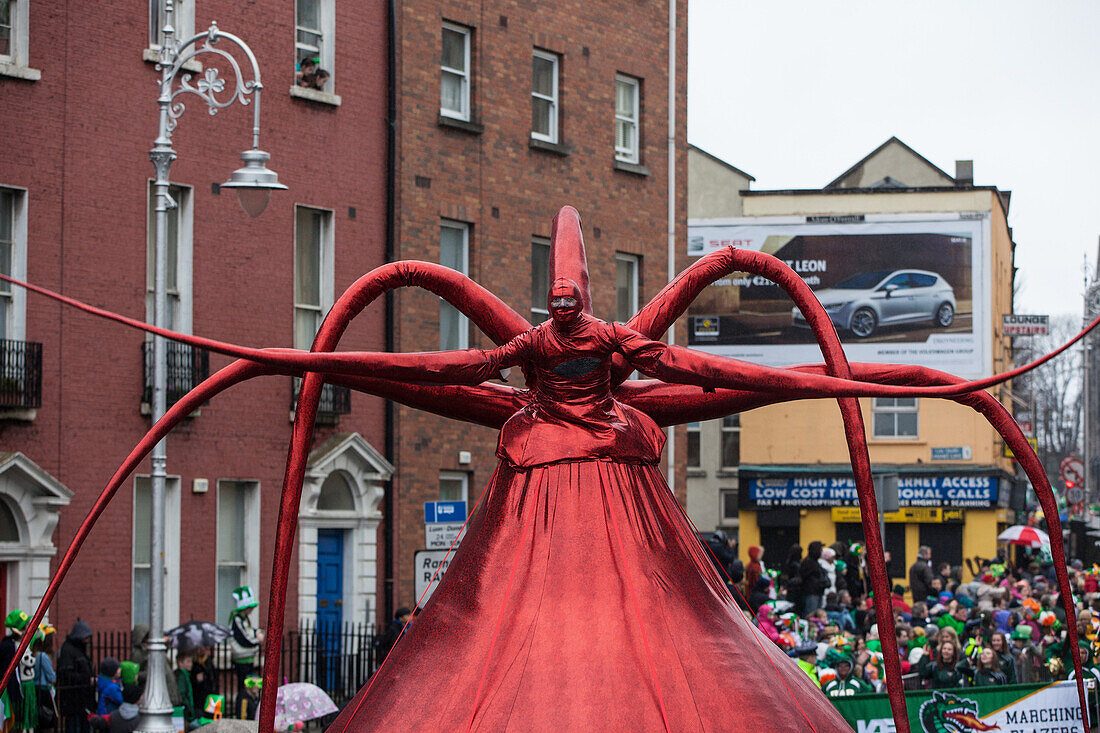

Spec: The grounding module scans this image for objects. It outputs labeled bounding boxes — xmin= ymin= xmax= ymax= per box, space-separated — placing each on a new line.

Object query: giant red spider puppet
xmin=0 ymin=206 xmax=1092 ymax=732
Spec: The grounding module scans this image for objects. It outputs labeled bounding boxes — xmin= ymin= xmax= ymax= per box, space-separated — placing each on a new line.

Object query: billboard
xmin=686 ymin=214 xmax=991 ymax=377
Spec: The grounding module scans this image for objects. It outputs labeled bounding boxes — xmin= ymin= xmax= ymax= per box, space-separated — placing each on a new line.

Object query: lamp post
xmin=142 ymin=4 xmax=285 ymax=732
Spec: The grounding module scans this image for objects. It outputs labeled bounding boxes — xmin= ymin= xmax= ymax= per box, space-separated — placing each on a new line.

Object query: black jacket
xmin=909 ymin=557 xmax=934 ymax=603
xmin=799 ymin=556 xmax=828 ymax=596
xmin=0 ymin=635 xmax=21 ymax=705
xmin=57 ymin=637 xmax=95 ymax=716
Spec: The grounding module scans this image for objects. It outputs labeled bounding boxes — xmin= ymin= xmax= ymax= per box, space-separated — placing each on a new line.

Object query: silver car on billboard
xmin=792 ymin=269 xmax=956 ymax=338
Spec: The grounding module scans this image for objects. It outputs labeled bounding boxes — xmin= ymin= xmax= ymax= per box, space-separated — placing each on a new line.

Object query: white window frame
xmin=531 ymin=237 xmax=550 ymax=324
xmin=719 ymin=488 xmax=738 ymax=524
xmin=0 ymin=0 xmax=30 ymax=69
xmin=439 ymin=220 xmax=469 ymax=350
xmin=872 ymin=397 xmax=919 ymax=439
xmin=531 ymin=49 xmax=559 ymax=144
xmin=615 ymin=252 xmax=640 ymax=323
xmin=720 ymin=414 xmax=741 ymax=470
xmin=146 ymin=183 xmax=194 ymax=336
xmin=293 ymin=205 xmax=335 ymax=351
xmin=0 ymin=187 xmax=27 ymax=343
xmin=294 ymin=0 xmax=335 ymax=93
xmin=215 ymin=479 xmax=260 ymax=624
xmin=439 ymin=471 xmax=469 ymax=503
xmin=440 ymin=22 xmax=471 ymax=121
xmin=686 ymin=422 xmax=701 ymax=468
xmin=148 ymin=0 xmax=196 ymax=52
xmin=132 ymin=476 xmax=181 ymax=629
xmin=614 ymin=74 xmax=641 ymax=164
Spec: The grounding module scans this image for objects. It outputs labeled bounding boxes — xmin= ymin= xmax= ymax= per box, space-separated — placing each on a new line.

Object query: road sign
xmin=414 ymin=549 xmax=452 ymax=603
xmin=1067 ymin=486 xmax=1086 ymax=504
xmin=424 ymin=500 xmax=467 ymax=524
xmin=425 ymin=522 xmax=465 ymax=550
xmin=931 ymin=446 xmax=972 ymax=461
xmin=1060 ymin=456 xmax=1085 ymax=486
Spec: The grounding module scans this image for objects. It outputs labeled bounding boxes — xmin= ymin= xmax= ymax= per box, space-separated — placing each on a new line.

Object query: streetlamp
xmin=142 ymin=3 xmax=284 ymax=732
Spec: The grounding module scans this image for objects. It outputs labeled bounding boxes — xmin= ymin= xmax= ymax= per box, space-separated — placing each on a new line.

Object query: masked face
xmin=548 ymin=278 xmax=583 ymax=328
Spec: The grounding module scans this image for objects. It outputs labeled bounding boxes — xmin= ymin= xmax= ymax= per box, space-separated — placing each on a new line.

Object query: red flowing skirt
xmin=330 ymin=460 xmax=852 ymax=731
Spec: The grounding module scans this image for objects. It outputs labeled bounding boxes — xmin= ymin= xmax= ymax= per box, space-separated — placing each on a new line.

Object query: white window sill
xmin=289 ymin=85 xmax=342 ymax=106
xmin=0 ymin=408 xmax=36 ymax=421
xmin=0 ymin=62 xmax=41 ymax=81
xmin=143 ymin=47 xmax=202 ymax=73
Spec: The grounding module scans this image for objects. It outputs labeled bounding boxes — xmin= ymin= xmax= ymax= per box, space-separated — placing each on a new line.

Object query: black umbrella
xmin=166 ymin=621 xmax=232 ymax=651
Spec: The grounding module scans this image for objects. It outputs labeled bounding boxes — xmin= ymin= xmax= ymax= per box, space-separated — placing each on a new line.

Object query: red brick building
xmin=0 ymin=0 xmax=390 ymax=632
xmin=0 ymin=0 xmax=688 ymax=638
xmin=387 ymin=0 xmax=688 ymax=611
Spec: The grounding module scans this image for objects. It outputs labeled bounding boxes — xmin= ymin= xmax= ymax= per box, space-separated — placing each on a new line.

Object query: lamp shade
xmin=221 ymin=149 xmax=287 ymax=217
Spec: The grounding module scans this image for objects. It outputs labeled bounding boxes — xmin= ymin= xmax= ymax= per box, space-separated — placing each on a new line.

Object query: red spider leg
xmin=1 ymin=271 xmax=1095 ymax=401
xmin=620 ymin=366 xmax=1089 ymax=723
xmin=0 ymin=359 xmax=282 ymax=696
xmin=257 ymin=265 xmax=533 ymax=733
xmin=328 ymin=375 xmax=524 ymax=429
xmin=843 ymin=363 xmax=1088 ymax=723
xmin=619 ymin=246 xmax=909 ymax=729
xmin=549 ymin=206 xmax=593 ymax=315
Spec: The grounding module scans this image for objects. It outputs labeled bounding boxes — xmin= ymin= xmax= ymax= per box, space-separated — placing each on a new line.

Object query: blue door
xmin=316 ymin=529 xmax=344 ymax=691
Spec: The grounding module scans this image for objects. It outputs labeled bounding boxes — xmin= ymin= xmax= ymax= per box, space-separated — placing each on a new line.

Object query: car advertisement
xmin=686 ymin=214 xmax=990 ymax=377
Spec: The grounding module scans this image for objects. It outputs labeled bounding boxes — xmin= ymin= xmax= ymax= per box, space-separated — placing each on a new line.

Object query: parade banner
xmin=830 ymin=681 xmax=1089 ymax=733
xmin=686 ymin=213 xmax=991 ymax=378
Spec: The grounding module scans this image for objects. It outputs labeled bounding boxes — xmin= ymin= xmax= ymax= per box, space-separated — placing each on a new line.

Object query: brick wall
xmin=389 ymin=0 xmax=689 ymax=610
xmin=0 ymin=0 xmax=388 ymax=632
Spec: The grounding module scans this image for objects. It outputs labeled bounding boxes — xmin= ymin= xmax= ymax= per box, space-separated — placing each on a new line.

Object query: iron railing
xmin=142 ymin=341 xmax=210 ymax=408
xmin=0 ymin=339 xmax=42 ymax=409
xmin=292 ymin=377 xmax=352 ymax=417
xmin=55 ymin=621 xmax=377 ymax=726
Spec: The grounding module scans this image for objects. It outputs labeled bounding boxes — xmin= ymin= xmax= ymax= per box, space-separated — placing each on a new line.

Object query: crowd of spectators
xmin=700 ymin=532 xmax=1100 ymax=697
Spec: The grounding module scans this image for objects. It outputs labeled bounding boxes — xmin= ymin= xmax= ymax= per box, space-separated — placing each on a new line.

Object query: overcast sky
xmin=687 ymin=0 xmax=1100 ymax=318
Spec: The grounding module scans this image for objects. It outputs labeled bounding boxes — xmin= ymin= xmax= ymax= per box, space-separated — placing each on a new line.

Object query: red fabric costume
xmin=0 ymin=205 xmax=1092 ymax=733
xmin=331 ymin=279 xmax=851 ymax=731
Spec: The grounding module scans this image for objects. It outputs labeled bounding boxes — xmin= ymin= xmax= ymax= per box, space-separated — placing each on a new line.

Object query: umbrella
xmin=275 ymin=683 xmax=339 ymax=729
xmin=166 ymin=621 xmax=232 ymax=651
xmin=997 ymin=525 xmax=1050 ymax=548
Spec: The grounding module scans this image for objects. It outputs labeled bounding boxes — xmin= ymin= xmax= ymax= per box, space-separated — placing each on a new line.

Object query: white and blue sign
xmin=742 ymin=474 xmax=997 ymax=509
xmin=424 ymin=500 xmax=467 ymax=524
xmin=931 ymin=446 xmax=973 ymax=461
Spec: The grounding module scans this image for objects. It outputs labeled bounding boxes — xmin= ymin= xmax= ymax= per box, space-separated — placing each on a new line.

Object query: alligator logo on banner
xmin=918 ymin=691 xmax=999 ymax=732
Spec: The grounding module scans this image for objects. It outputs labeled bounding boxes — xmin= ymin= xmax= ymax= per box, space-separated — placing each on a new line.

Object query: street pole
xmin=139 ymin=4 xmax=284 ymax=730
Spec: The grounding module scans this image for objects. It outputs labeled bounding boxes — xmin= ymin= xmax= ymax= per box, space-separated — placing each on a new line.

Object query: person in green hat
xmin=228 ymin=586 xmax=263 ymax=699
xmin=823 ymin=652 xmax=870 ymax=697
xmin=0 ymin=609 xmax=33 ymax=732
xmin=1011 ymin=622 xmax=1051 ymax=683
xmin=235 ymin=676 xmax=261 ymax=721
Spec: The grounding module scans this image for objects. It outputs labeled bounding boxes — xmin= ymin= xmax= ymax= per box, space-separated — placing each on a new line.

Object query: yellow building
xmin=687 ymin=138 xmax=1018 ymax=592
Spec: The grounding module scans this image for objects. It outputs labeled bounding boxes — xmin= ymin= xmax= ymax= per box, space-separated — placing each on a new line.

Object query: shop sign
xmin=1003 ymin=313 xmax=1049 ymax=336
xmin=1003 ymin=436 xmax=1038 ymax=459
xmin=829 ymin=680 xmax=1090 ymax=733
xmin=831 ymin=507 xmax=964 ymax=524
xmin=742 ymin=474 xmax=997 ymax=509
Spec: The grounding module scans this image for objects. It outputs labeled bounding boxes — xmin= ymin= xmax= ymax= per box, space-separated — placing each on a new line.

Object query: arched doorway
xmin=298 ymin=433 xmax=392 ymax=628
xmin=0 ymin=453 xmax=73 ymax=615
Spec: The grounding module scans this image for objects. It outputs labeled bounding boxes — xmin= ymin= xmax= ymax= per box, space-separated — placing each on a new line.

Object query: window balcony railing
xmin=292 ymin=377 xmax=351 ymax=421
xmin=0 ymin=339 xmax=42 ymax=409
xmin=141 ymin=341 xmax=210 ymax=409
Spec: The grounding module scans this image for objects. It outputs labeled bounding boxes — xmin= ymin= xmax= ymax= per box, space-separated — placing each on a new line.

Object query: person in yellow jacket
xmin=788 ymin=641 xmax=821 ymax=687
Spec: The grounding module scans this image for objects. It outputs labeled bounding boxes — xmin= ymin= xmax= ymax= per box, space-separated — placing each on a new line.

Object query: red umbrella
xmin=998 ymin=525 xmax=1050 ymax=548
